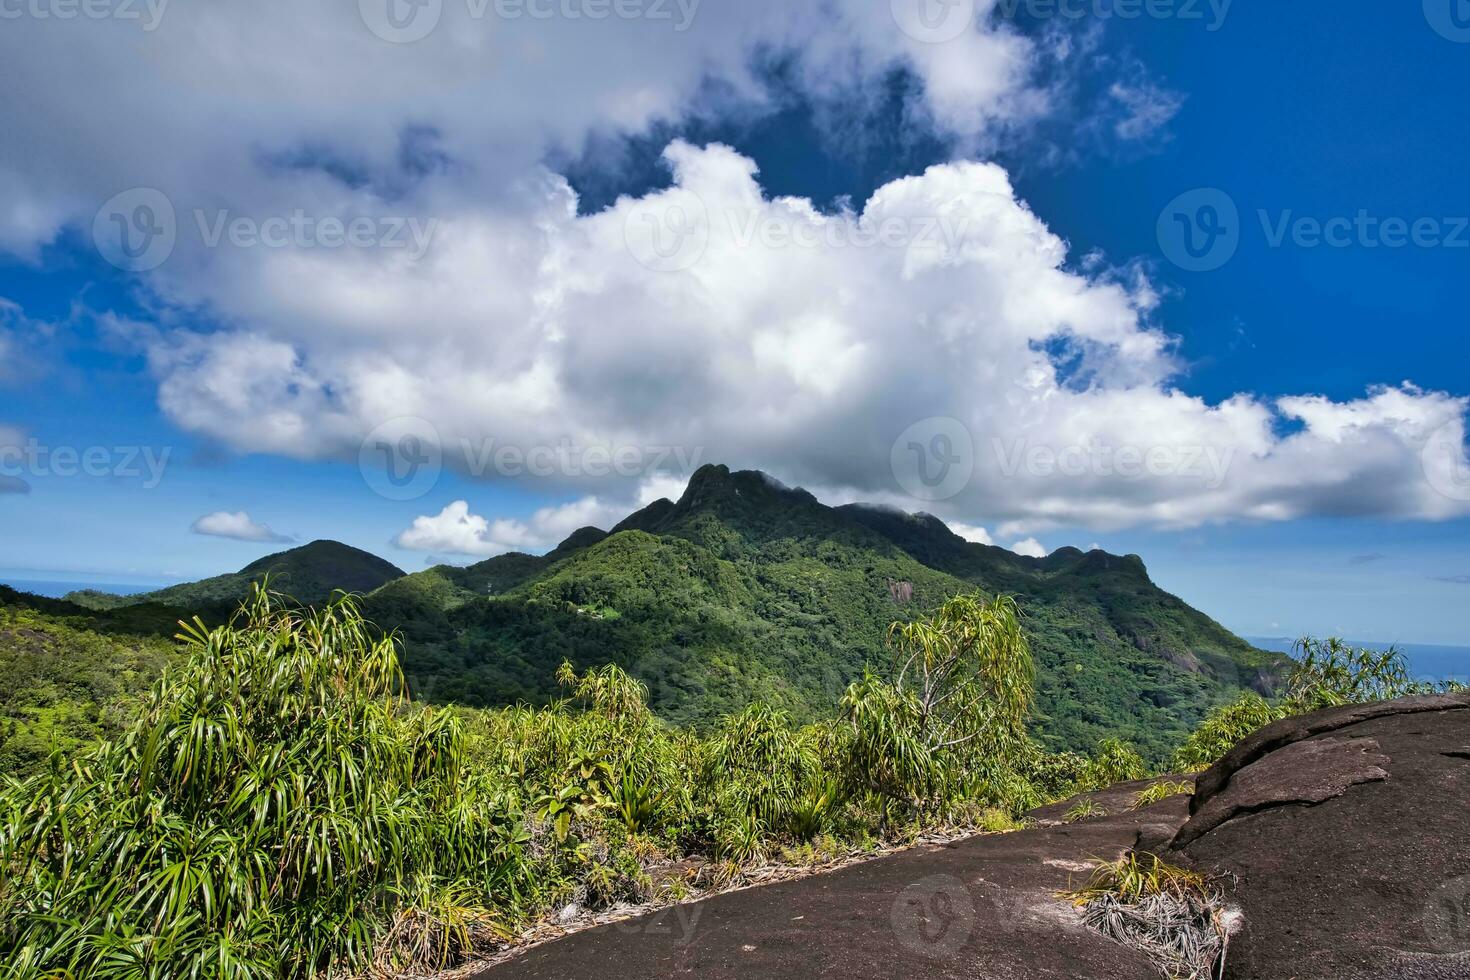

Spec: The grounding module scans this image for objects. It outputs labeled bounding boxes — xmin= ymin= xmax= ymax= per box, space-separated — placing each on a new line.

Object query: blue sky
xmin=1 ymin=1 xmax=1468 ymax=645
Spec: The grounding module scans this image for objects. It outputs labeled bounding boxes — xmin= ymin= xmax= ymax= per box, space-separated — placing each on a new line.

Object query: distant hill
xmin=0 ymin=585 xmax=180 ymax=773
xmin=366 ymin=464 xmax=1288 ymax=761
xmin=68 ymin=540 xmax=406 ymax=611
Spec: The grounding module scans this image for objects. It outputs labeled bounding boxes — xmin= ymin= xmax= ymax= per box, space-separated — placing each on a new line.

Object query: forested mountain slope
xmin=368 ymin=465 xmax=1286 ymax=760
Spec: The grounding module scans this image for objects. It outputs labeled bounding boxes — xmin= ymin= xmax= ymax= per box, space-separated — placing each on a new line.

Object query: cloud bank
xmin=0 ymin=3 xmax=1465 ymax=539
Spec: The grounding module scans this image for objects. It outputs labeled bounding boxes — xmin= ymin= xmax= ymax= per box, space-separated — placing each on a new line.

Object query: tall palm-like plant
xmin=888 ymin=593 xmax=1033 ymax=747
xmin=843 ymin=593 xmax=1034 ymax=811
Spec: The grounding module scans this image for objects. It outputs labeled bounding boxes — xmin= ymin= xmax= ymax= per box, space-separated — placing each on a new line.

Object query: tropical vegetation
xmin=0 ymin=584 xmax=1087 ymax=977
xmin=0 ymin=569 xmax=1458 ymax=977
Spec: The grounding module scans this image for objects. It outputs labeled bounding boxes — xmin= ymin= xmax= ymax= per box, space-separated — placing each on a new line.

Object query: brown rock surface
xmin=1172 ymin=695 xmax=1470 ymax=979
xmin=469 ymin=803 xmax=1191 ymax=980
xmin=467 ymin=695 xmax=1470 ymax=980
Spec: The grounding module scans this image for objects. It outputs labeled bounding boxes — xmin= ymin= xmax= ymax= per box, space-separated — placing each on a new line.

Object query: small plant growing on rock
xmin=1131 ymin=780 xmax=1195 ymax=810
xmin=1065 ymin=852 xmax=1231 ymax=980
xmin=1065 ymin=799 xmax=1107 ymax=822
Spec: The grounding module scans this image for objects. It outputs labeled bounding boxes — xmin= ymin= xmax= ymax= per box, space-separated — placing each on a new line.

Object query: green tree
xmin=842 ymin=594 xmax=1035 ymax=810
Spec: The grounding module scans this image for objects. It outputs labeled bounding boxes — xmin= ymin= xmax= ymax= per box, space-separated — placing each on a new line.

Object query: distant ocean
xmin=1248 ymin=636 xmax=1470 ymax=687
xmin=2 ymin=579 xmax=167 ymax=599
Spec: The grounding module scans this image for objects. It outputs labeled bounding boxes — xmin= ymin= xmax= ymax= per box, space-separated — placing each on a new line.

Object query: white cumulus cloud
xmin=396 ymin=497 xmax=606 ymax=558
xmin=129 ymin=142 xmax=1470 ymax=534
xmin=396 ymin=472 xmax=691 ymax=558
xmin=1009 ymin=537 xmax=1048 ymax=559
xmin=191 ymin=511 xmax=294 ymax=543
xmin=951 ymin=522 xmax=994 ymax=545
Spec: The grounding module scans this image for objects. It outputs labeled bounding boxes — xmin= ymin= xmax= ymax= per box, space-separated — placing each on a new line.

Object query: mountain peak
xmin=548 ymin=526 xmax=609 ymax=559
xmin=678 ymin=464 xmax=817 ymax=508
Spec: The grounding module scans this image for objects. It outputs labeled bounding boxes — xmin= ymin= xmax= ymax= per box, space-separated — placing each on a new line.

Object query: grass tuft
xmin=1130 ymin=780 xmax=1195 ymax=810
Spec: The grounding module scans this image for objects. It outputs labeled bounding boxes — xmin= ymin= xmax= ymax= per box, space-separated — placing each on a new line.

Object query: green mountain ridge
xmin=36 ymin=464 xmax=1287 ymax=761
xmin=368 ymin=464 xmax=1287 ymax=760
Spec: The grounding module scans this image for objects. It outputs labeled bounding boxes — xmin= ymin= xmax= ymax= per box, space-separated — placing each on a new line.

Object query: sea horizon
xmin=1248 ymin=635 xmax=1470 ymax=687
xmin=2 ymin=578 xmax=172 ymax=599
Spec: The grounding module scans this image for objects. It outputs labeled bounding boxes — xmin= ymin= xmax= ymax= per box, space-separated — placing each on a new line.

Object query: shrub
xmin=1171 ymin=692 xmax=1280 ymax=773
xmin=1064 ymin=799 xmax=1106 ymax=822
xmin=0 ymin=587 xmax=522 ymax=979
xmin=1066 ymin=853 xmax=1227 ymax=980
xmin=700 ymin=702 xmax=819 ymax=836
xmin=1077 ymin=737 xmax=1148 ymax=792
xmin=1285 ymin=637 xmax=1417 ymax=712
xmin=0 ymin=587 xmax=1072 ymax=978
xmin=841 ymin=594 xmax=1035 ymax=814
